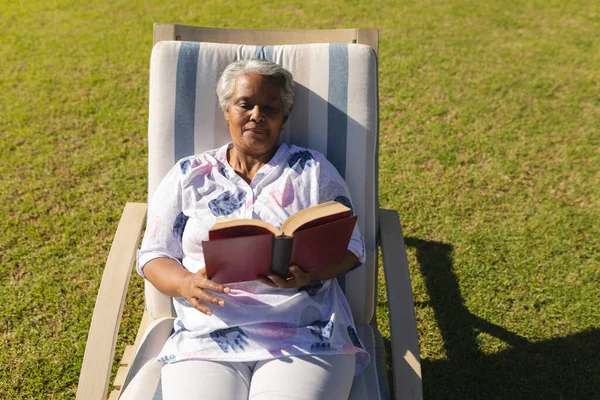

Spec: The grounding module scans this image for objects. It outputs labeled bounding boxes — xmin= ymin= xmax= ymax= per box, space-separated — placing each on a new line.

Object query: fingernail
xmin=218 ymin=300 xmax=225 ymax=306
xmin=206 ymin=311 xmax=212 ymax=316
xmin=290 ymin=266 xmax=298 ymax=271
xmin=223 ymin=287 xmax=230 ymax=293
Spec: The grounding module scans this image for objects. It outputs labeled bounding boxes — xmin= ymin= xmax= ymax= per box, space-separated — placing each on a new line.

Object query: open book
xmin=202 ymin=201 xmax=357 ymax=284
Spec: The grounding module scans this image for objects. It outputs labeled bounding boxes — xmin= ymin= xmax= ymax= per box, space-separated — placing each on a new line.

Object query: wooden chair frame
xmin=77 ymin=24 xmax=421 ymax=400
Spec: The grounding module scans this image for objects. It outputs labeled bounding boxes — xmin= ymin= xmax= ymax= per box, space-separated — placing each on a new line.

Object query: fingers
xmin=257 ymin=274 xmax=296 ymax=288
xmin=257 ymin=276 xmax=277 ymax=287
xmin=196 ymin=269 xmax=230 ymax=294
xmin=290 ymin=265 xmax=310 ymax=283
xmin=267 ymin=274 xmax=292 ymax=288
xmin=287 ymin=266 xmax=310 ymax=288
xmin=201 ymin=279 xmax=231 ymax=294
xmin=189 ymin=291 xmax=225 ymax=315
xmin=189 ymin=296 xmax=214 ymax=315
xmin=261 ymin=266 xmax=310 ymax=289
xmin=184 ymin=270 xmax=230 ymax=315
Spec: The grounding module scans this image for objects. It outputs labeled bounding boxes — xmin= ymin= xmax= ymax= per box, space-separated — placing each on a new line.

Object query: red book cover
xmin=202 ymin=214 xmax=357 ymax=284
xmin=289 ymin=215 xmax=357 ymax=272
xmin=202 ymin=233 xmax=273 ymax=284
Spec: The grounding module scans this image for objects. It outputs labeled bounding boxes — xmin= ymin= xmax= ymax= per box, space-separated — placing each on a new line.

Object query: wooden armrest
xmin=379 ymin=208 xmax=423 ymax=400
xmin=77 ymin=202 xmax=147 ymax=400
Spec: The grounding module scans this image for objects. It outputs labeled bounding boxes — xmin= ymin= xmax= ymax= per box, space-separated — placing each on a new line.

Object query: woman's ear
xmin=225 ymin=110 xmax=230 ymax=126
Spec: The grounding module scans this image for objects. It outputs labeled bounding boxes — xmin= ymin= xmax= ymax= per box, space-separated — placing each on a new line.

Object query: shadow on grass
xmin=386 ymin=237 xmax=600 ymax=399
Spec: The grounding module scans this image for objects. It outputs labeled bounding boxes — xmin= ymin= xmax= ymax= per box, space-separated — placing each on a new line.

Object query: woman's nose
xmin=250 ymin=106 xmax=264 ymax=122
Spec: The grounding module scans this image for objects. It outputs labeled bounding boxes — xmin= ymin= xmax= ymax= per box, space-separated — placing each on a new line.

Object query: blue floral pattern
xmin=172 ymin=212 xmax=189 ymax=242
xmin=210 ymin=327 xmax=249 ymax=353
xmin=180 ymin=159 xmax=191 ymax=175
xmin=157 ymin=354 xmax=176 ymax=363
xmin=174 ymin=319 xmax=188 ymax=335
xmin=310 ymin=342 xmax=332 ymax=351
xmin=307 ymin=320 xmax=335 ymax=341
xmin=208 ymin=190 xmax=246 ymax=217
xmin=288 ymin=150 xmax=315 ymax=174
xmin=347 ymin=326 xmax=363 ymax=349
xmin=139 ymin=143 xmax=370 ymax=373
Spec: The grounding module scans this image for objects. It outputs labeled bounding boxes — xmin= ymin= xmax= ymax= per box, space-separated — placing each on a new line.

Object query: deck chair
xmin=77 ymin=25 xmax=422 ymax=400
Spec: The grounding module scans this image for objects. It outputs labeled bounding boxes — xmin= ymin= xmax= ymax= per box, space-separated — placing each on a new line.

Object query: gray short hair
xmin=216 ymin=59 xmax=295 ymax=117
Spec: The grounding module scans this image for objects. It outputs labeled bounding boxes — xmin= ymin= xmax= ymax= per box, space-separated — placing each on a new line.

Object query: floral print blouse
xmin=137 ymin=142 xmax=369 ymax=374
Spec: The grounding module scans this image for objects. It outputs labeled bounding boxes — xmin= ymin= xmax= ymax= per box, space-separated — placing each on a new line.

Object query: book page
xmin=209 ymin=217 xmax=280 ymax=237
xmin=280 ymin=201 xmax=351 ymax=236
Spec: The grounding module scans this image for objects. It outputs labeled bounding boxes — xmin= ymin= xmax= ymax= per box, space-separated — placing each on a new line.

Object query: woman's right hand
xmin=178 ymin=268 xmax=230 ymax=315
xmin=143 ymin=257 xmax=230 ymax=316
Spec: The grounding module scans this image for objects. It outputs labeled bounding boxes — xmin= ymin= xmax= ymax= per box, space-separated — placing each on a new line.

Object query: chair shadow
xmin=383 ymin=237 xmax=600 ymax=400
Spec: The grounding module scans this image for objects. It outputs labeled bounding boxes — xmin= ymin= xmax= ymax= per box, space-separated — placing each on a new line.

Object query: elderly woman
xmin=137 ymin=59 xmax=368 ymax=400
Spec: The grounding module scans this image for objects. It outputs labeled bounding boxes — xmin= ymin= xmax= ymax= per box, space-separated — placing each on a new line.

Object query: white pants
xmin=161 ymin=354 xmax=356 ymax=400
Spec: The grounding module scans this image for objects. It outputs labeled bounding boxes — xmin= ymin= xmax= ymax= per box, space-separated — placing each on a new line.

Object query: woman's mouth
xmin=245 ymin=128 xmax=268 ymax=134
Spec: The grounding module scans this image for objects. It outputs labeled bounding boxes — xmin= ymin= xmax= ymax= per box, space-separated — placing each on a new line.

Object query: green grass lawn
xmin=1 ymin=0 xmax=598 ymax=398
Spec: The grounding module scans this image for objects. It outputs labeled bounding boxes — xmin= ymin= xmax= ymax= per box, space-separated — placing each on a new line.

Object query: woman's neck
xmin=227 ymin=145 xmax=277 ymax=183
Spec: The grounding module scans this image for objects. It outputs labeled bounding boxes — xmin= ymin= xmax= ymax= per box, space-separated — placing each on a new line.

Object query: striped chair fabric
xmin=135 ymin=41 xmax=386 ymax=399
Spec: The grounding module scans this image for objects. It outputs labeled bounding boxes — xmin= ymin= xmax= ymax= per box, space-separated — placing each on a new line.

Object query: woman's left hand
xmin=258 ymin=265 xmax=311 ymax=289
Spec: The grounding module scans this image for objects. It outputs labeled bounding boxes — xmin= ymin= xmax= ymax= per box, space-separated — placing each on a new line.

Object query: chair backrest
xmin=153 ymin=24 xmax=379 ymax=55
xmin=146 ymin=30 xmax=379 ymax=325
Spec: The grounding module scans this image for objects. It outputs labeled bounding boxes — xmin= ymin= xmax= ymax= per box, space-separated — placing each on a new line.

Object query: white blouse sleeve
xmin=137 ymin=161 xmax=187 ymax=278
xmin=316 ymin=155 xmax=367 ymax=268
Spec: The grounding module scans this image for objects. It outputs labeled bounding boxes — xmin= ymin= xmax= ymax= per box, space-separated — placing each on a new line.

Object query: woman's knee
xmin=249 ymin=354 xmax=355 ymax=400
xmin=161 ymin=359 xmax=253 ymax=400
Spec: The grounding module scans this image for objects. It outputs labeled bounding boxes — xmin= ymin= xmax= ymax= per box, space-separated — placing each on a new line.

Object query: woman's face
xmin=225 ymin=73 xmax=286 ymax=158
